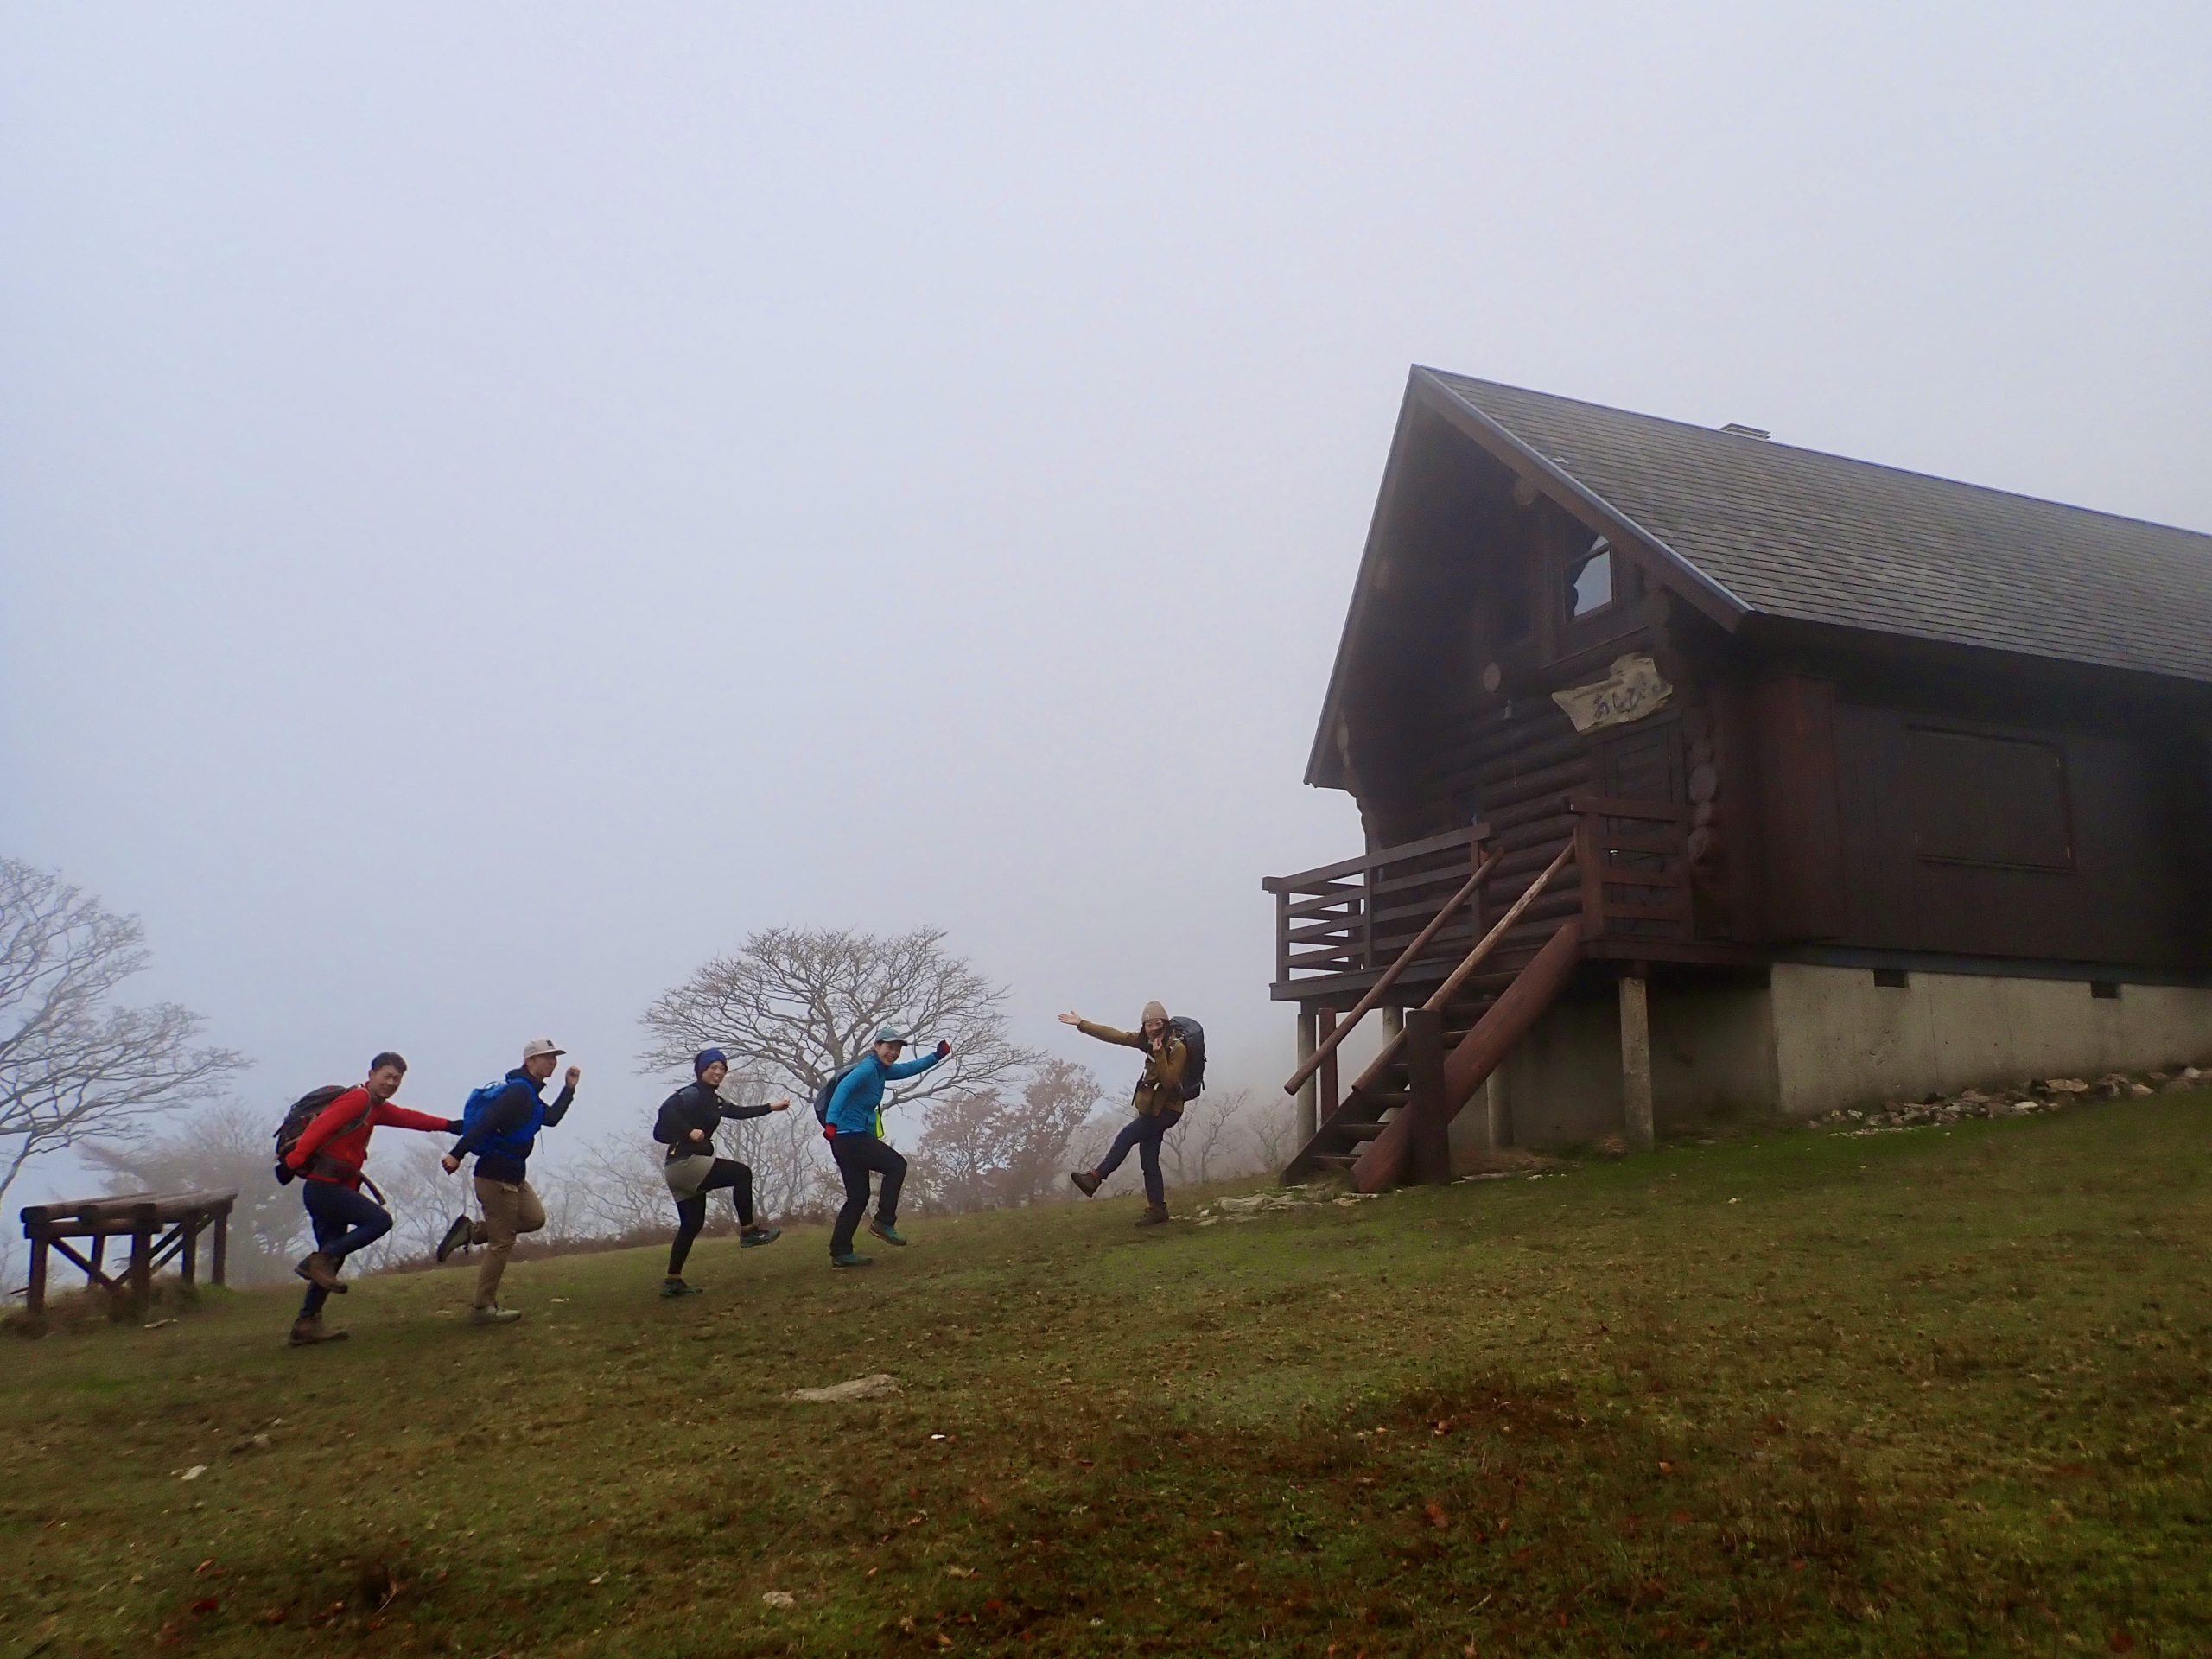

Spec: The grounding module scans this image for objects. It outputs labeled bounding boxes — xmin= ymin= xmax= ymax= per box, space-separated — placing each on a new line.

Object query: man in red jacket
xmin=283 ymin=1052 xmax=462 ymax=1347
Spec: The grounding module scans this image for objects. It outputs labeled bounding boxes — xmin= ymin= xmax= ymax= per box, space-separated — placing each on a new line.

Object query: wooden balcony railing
xmin=1262 ymin=825 xmax=1490 ymax=991
xmin=1569 ymin=795 xmax=1694 ymax=944
xmin=1266 ymin=800 xmax=1694 ymax=1001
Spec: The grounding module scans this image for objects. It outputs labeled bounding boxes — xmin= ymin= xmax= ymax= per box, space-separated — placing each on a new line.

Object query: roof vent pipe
xmin=1720 ymin=423 xmax=1770 ymax=440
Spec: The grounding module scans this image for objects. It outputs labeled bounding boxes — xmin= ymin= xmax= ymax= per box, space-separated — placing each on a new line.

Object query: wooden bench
xmin=18 ymin=1189 xmax=237 ymax=1318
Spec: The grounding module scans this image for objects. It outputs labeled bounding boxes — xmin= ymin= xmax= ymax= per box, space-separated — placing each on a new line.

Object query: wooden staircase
xmin=1283 ymin=843 xmax=1581 ymax=1192
xmin=1271 ymin=795 xmax=1703 ymax=1191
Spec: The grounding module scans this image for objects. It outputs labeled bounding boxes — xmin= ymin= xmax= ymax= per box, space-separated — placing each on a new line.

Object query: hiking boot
xmin=1135 ymin=1205 xmax=1170 ymax=1228
xmin=294 ymin=1252 xmax=347 ymax=1293
xmin=469 ymin=1305 xmax=523 ymax=1325
xmin=287 ymin=1315 xmax=349 ymax=1347
xmin=1070 ymin=1170 xmax=1102 ymax=1197
xmin=740 ymin=1226 xmax=782 ymax=1248
xmin=435 ymin=1215 xmax=474 ymax=1263
xmin=868 ymin=1218 xmax=907 ymax=1247
xmin=830 ymin=1252 xmax=874 ymax=1268
xmin=659 ymin=1279 xmax=703 ymax=1299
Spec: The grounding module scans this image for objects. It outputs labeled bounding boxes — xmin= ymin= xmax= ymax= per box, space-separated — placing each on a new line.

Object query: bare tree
xmin=912 ymin=1061 xmax=1101 ymax=1212
xmin=561 ymin=1133 xmax=674 ymax=1241
xmin=912 ymin=1089 xmax=1001 ymax=1211
xmin=0 ymin=858 xmax=247 ymax=1214
xmin=1162 ymin=1088 xmax=1261 ymax=1190
xmin=995 ymin=1059 xmax=1102 ymax=1205
xmin=1247 ymin=1089 xmax=1300 ymax=1172
xmin=81 ymin=1103 xmax=304 ymax=1284
xmin=638 ymin=927 xmax=1042 ymax=1140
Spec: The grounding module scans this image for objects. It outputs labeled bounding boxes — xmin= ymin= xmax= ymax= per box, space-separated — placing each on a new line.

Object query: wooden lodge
xmin=1270 ymin=370 xmax=2212 ymax=1187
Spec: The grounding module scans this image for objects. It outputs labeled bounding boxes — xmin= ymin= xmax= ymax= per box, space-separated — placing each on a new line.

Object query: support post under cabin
xmin=1620 ymin=969 xmax=1655 ymax=1153
xmin=1402 ymin=1008 xmax=1452 ymax=1185
xmin=1316 ymin=1008 xmax=1339 ymax=1125
xmin=1294 ymin=1010 xmax=1319 ymax=1142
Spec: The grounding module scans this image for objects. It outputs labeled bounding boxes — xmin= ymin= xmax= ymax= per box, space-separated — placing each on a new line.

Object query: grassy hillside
xmin=5 ymin=1098 xmax=2211 ymax=1657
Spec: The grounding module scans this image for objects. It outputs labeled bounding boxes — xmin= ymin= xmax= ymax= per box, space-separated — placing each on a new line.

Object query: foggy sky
xmin=3 ymin=5 xmax=2209 ymax=1191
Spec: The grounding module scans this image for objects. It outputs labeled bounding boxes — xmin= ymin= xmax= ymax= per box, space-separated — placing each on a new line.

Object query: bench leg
xmin=129 ymin=1228 xmax=153 ymax=1315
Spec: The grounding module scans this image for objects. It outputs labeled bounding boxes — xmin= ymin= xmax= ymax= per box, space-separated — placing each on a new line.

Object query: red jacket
xmin=287 ymin=1087 xmax=456 ymax=1188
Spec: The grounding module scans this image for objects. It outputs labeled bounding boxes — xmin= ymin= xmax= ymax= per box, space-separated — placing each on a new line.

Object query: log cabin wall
xmin=1737 ymin=644 xmax=2212 ymax=972
xmin=1356 ymin=475 xmax=1733 ymax=942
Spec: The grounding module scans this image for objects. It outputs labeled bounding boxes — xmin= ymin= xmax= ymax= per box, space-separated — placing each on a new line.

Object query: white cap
xmin=521 ymin=1038 xmax=565 ymax=1062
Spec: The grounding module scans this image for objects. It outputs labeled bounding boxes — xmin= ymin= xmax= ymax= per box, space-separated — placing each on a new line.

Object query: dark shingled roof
xmin=1428 ymin=372 xmax=2212 ymax=683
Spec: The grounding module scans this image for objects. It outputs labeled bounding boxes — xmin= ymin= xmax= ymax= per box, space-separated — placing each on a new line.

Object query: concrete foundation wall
xmin=1440 ymin=963 xmax=2212 ymax=1163
xmin=1651 ymin=983 xmax=1780 ymax=1127
xmin=1768 ymin=964 xmax=2212 ymax=1118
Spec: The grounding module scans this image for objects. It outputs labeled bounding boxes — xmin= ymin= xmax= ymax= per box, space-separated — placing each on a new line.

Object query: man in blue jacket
xmin=823 ymin=1026 xmax=949 ymax=1268
xmin=436 ymin=1038 xmax=578 ymax=1325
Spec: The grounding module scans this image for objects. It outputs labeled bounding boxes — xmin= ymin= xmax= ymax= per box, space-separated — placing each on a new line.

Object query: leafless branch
xmin=638 ymin=925 xmax=1043 ymax=1135
xmin=0 ymin=858 xmax=247 ymax=1215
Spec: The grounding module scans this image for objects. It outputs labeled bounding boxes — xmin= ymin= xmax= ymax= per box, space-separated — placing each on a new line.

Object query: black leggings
xmin=830 ymin=1132 xmax=905 ymax=1255
xmin=668 ymin=1158 xmax=755 ymax=1275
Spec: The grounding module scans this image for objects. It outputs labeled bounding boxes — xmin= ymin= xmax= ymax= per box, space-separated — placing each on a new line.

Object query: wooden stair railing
xmin=1346 ymin=919 xmax=1582 ymax=1192
xmin=1284 ymin=842 xmax=1579 ymax=1183
xmin=1282 ymin=842 xmax=1503 ymax=1101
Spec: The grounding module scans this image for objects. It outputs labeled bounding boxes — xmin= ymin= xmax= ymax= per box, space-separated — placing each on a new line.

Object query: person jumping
xmin=281 ymin=1052 xmax=464 ymax=1346
xmin=1061 ymin=1001 xmax=1188 ymax=1226
xmin=654 ymin=1046 xmax=790 ymax=1297
xmin=435 ymin=1038 xmax=577 ymax=1325
xmin=821 ymin=1026 xmax=950 ymax=1268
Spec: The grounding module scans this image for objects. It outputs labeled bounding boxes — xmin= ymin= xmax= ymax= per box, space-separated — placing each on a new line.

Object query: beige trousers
xmin=470 ymin=1177 xmax=545 ymax=1308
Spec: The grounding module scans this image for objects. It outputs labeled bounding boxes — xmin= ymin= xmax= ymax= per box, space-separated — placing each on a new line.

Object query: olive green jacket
xmin=1076 ymin=1020 xmax=1189 ymax=1117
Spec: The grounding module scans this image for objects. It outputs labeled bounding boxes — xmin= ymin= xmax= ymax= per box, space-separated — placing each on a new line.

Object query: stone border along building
xmin=1266 ymin=369 xmax=2212 ymax=1188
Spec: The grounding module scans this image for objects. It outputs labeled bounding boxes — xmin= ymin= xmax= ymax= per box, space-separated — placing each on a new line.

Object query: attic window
xmin=1567 ymin=537 xmax=1614 ymax=618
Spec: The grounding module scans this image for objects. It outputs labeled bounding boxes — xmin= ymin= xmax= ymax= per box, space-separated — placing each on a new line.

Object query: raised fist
xmin=936 ymin=1039 xmax=952 ymax=1059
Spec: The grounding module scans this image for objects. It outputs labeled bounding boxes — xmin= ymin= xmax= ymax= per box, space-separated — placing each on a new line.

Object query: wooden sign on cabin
xmin=1551 ymin=653 xmax=1672 ymax=734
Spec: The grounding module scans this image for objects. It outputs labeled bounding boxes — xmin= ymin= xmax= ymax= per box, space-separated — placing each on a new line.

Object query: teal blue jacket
xmin=825 ymin=1051 xmax=944 ymax=1135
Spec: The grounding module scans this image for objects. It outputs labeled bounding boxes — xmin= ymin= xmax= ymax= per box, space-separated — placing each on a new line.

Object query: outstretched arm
xmin=373 ymin=1103 xmax=466 ymax=1135
xmin=884 ymin=1042 xmax=951 ymax=1082
xmin=721 ymin=1098 xmax=789 ymax=1121
xmin=1061 ymin=1012 xmax=1142 ymax=1050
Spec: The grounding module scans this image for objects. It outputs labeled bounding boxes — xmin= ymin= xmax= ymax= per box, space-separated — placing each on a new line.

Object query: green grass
xmin=5 ymin=1098 xmax=2212 ymax=1657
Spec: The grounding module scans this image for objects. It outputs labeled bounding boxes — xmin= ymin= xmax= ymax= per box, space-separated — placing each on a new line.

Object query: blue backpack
xmin=460 ymin=1077 xmax=544 ymax=1163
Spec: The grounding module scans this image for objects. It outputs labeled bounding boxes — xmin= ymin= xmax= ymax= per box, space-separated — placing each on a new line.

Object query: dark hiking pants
xmin=1095 ymin=1105 xmax=1183 ymax=1208
xmin=830 ymin=1132 xmax=906 ymax=1256
xmin=669 ymin=1158 xmax=755 ymax=1275
xmin=298 ymin=1180 xmax=393 ymax=1318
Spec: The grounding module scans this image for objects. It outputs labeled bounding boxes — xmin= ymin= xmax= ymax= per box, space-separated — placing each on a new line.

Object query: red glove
xmin=936 ymin=1039 xmax=952 ymax=1058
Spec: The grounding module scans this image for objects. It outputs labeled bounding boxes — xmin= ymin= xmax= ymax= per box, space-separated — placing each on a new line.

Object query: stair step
xmin=1336 ymin=1121 xmax=1387 ymax=1141
xmin=1365 ymin=1090 xmax=1407 ymax=1110
xmin=1311 ymin=1152 xmax=1359 ymax=1169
